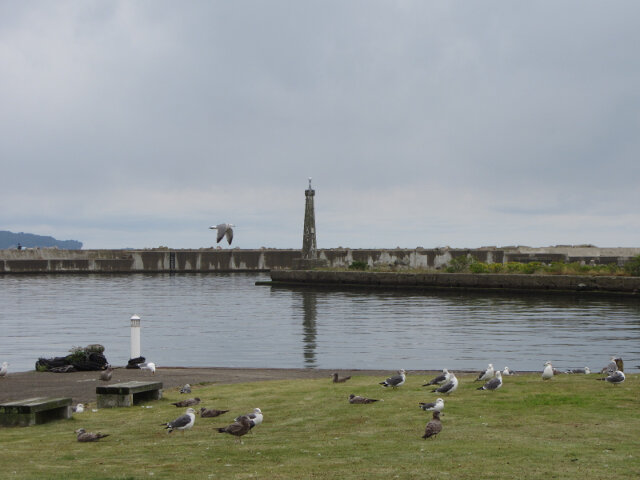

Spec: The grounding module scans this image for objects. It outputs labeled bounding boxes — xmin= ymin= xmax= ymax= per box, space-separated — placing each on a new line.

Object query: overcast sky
xmin=1 ymin=1 xmax=639 ymax=250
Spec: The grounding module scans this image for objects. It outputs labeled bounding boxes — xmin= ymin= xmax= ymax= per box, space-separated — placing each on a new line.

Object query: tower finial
xmin=308 ymin=177 xmax=312 ymax=189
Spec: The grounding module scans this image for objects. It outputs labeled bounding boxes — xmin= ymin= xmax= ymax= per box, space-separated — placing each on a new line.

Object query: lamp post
xmin=130 ymin=314 xmax=141 ymax=359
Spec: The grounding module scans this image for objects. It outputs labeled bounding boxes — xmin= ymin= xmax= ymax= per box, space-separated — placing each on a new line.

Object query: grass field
xmin=0 ymin=372 xmax=638 ymax=479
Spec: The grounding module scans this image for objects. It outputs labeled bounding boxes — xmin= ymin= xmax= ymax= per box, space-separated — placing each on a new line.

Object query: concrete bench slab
xmin=0 ymin=397 xmax=72 ymax=427
xmin=96 ymin=381 xmax=163 ymax=408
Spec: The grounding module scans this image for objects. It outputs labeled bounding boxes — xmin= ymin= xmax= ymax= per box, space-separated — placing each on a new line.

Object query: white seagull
xmin=431 ymin=373 xmax=458 ymax=395
xmin=379 ymin=369 xmax=406 ymax=388
xmin=209 ymin=223 xmax=235 ymax=245
xmin=542 ymin=361 xmax=554 ymax=380
xmin=419 ymin=398 xmax=444 ymax=413
xmin=567 ymin=367 xmax=591 ymax=374
xmin=162 ymin=408 xmax=196 ymax=433
xmin=502 ymin=366 xmax=515 ymax=376
xmin=72 ymin=403 xmax=85 ymax=413
xmin=475 ymin=363 xmax=494 ymax=382
xmin=0 ymin=362 xmax=9 ymax=377
xmin=477 ymin=371 xmax=503 ymax=391
xmin=598 ymin=370 xmax=625 ymax=384
xmin=423 ymin=369 xmax=451 ymax=386
xmin=235 ymin=407 xmax=263 ymax=430
xmin=139 ymin=362 xmax=156 ymax=375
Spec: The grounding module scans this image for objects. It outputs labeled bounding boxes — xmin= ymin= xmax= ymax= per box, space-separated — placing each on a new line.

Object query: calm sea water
xmin=1 ymin=273 xmax=639 ymax=374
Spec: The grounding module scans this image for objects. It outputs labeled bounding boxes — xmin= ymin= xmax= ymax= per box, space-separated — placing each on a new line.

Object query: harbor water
xmin=1 ymin=273 xmax=639 ymax=373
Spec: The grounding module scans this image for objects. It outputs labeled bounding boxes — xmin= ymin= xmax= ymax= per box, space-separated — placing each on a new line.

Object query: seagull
xmin=601 ymin=356 xmax=622 ymax=374
xmin=199 ymin=407 xmax=230 ymax=418
xmin=0 ymin=362 xmax=9 ymax=377
xmin=423 ymin=369 xmax=451 ymax=386
xmin=566 ymin=367 xmax=591 ymax=374
xmin=72 ymin=403 xmax=85 ymax=413
xmin=209 ymin=223 xmax=235 ymax=245
xmin=379 ymin=369 xmax=406 ymax=388
xmin=502 ymin=366 xmax=515 ymax=376
xmin=431 ymin=373 xmax=458 ymax=395
xmin=161 ymin=407 xmax=196 ymax=433
xmin=100 ymin=365 xmax=113 ymax=382
xmin=75 ymin=428 xmax=109 ymax=442
xmin=475 ymin=363 xmax=494 ymax=382
xmin=235 ymin=408 xmax=263 ymax=430
xmin=598 ymin=370 xmax=625 ymax=384
xmin=422 ymin=411 xmax=443 ymax=439
xmin=332 ymin=373 xmax=352 ymax=383
xmin=349 ymin=394 xmax=380 ymax=404
xmin=542 ymin=361 xmax=554 ymax=380
xmin=217 ymin=415 xmax=252 ymax=443
xmin=139 ymin=362 xmax=156 ymax=375
xmin=477 ymin=371 xmax=503 ymax=391
xmin=614 ymin=357 xmax=624 ymax=372
xmin=419 ymin=398 xmax=444 ymax=413
xmin=171 ymin=397 xmax=201 ymax=408
xmin=179 ymin=384 xmax=191 ymax=394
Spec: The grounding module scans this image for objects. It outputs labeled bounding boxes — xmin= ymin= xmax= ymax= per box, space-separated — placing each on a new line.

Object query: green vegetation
xmin=0 ymin=373 xmax=638 ymax=479
xmin=348 ymin=260 xmax=369 ymax=271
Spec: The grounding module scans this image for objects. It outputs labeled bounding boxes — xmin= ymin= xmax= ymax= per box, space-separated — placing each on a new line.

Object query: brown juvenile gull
xmin=171 ymin=397 xmax=201 ymax=407
xmin=477 ymin=371 xmax=503 ymax=391
xmin=423 ymin=369 xmax=450 ymax=386
xmin=217 ymin=415 xmax=252 ymax=443
xmin=379 ymin=369 xmax=406 ymax=388
xmin=209 ymin=223 xmax=235 ymax=245
xmin=75 ymin=428 xmax=109 ymax=442
xmin=431 ymin=373 xmax=458 ymax=395
xmin=419 ymin=398 xmax=444 ymax=413
xmin=349 ymin=394 xmax=380 ymax=404
xmin=332 ymin=373 xmax=352 ymax=383
xmin=200 ymin=407 xmax=230 ymax=418
xmin=100 ymin=365 xmax=113 ymax=382
xmin=474 ymin=363 xmax=494 ymax=382
xmin=422 ymin=411 xmax=443 ymax=440
xmin=597 ymin=370 xmax=626 ymax=385
xmin=161 ymin=408 xmax=196 ymax=433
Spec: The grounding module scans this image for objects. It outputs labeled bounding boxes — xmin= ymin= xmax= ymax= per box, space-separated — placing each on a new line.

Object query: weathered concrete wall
xmin=269 ymin=270 xmax=640 ymax=296
xmin=1 ymin=247 xmax=639 ymax=274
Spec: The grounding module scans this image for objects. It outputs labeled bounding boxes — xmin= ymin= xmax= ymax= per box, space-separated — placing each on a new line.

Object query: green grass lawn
xmin=1 ymin=372 xmax=638 ymax=479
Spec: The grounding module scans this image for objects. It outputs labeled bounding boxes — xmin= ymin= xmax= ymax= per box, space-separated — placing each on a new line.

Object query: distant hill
xmin=0 ymin=231 xmax=82 ymax=250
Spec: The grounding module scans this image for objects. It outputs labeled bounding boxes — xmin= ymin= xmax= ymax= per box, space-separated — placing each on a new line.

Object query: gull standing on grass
xmin=209 ymin=223 xmax=235 ymax=245
xmin=477 ymin=371 xmax=503 ymax=391
xmin=422 ymin=411 xmax=443 ymax=439
xmin=217 ymin=415 xmax=252 ymax=443
xmin=475 ymin=363 xmax=494 ymax=382
xmin=379 ymin=369 xmax=406 ymax=388
xmin=162 ymin=408 xmax=196 ymax=433
xmin=235 ymin=408 xmax=263 ymax=430
xmin=598 ymin=370 xmax=625 ymax=384
xmin=419 ymin=398 xmax=444 ymax=413
xmin=423 ymin=369 xmax=451 ymax=386
xmin=542 ymin=361 xmax=554 ymax=380
xmin=431 ymin=372 xmax=458 ymax=395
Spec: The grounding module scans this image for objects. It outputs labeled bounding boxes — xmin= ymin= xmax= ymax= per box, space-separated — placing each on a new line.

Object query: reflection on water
xmin=0 ymin=273 xmax=639 ymax=373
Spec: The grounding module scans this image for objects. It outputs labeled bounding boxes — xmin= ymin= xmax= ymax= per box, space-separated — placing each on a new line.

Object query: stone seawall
xmin=1 ymin=246 xmax=639 ymax=274
xmin=268 ymin=270 xmax=640 ymax=296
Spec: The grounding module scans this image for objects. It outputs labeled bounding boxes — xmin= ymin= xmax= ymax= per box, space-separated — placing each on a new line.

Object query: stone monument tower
xmin=294 ymin=178 xmax=327 ymax=269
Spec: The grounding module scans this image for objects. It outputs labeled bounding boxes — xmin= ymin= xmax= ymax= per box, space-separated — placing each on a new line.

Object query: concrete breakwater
xmin=1 ymin=246 xmax=639 ymax=274
xmin=268 ymin=270 xmax=640 ymax=296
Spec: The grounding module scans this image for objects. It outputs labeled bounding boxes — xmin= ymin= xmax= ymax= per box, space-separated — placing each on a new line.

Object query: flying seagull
xmin=100 ymin=365 xmax=113 ymax=382
xmin=542 ymin=361 xmax=554 ymax=380
xmin=209 ymin=223 xmax=235 ymax=245
xmin=349 ymin=394 xmax=380 ymax=404
xmin=161 ymin=408 xmax=196 ymax=433
xmin=477 ymin=371 xmax=503 ymax=391
xmin=379 ymin=369 xmax=406 ymax=388
xmin=171 ymin=397 xmax=201 ymax=408
xmin=199 ymin=407 xmax=230 ymax=418
xmin=217 ymin=415 xmax=252 ymax=443
xmin=0 ymin=361 xmax=9 ymax=377
xmin=566 ymin=367 xmax=591 ymax=374
xmin=419 ymin=398 xmax=444 ymax=413
xmin=422 ymin=411 xmax=443 ymax=440
xmin=139 ymin=362 xmax=156 ymax=375
xmin=180 ymin=384 xmax=191 ymax=394
xmin=235 ymin=408 xmax=263 ymax=430
xmin=598 ymin=370 xmax=625 ymax=384
xmin=75 ymin=428 xmax=109 ymax=442
xmin=332 ymin=373 xmax=352 ymax=383
xmin=432 ymin=373 xmax=458 ymax=395
xmin=475 ymin=363 xmax=494 ymax=382
xmin=423 ymin=369 xmax=451 ymax=386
